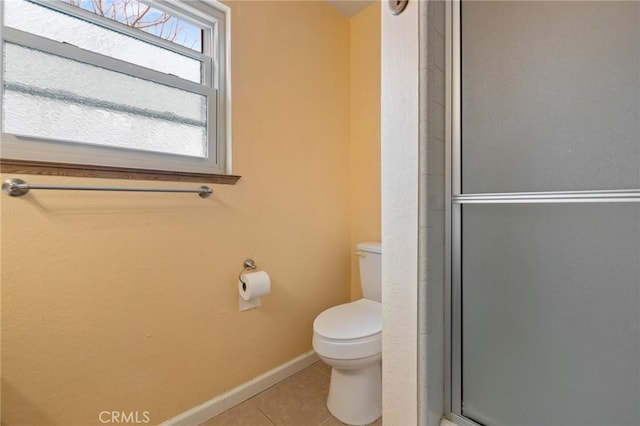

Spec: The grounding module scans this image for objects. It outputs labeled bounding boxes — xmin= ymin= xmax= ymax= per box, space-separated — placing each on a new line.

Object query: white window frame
xmin=0 ymin=0 xmax=232 ymax=179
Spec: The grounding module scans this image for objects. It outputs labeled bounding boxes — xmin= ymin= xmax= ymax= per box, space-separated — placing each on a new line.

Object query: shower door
xmin=449 ymin=2 xmax=640 ymax=426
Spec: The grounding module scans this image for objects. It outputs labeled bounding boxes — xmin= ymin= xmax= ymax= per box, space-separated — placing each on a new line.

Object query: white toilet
xmin=312 ymin=242 xmax=382 ymax=425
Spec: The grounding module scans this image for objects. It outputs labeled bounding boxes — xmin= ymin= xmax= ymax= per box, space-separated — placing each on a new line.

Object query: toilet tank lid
xmin=356 ymin=242 xmax=381 ymax=254
xmin=314 ymin=299 xmax=382 ymax=340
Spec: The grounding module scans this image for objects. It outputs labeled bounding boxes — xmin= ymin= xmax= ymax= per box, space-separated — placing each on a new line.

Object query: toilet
xmin=312 ymin=242 xmax=382 ymax=425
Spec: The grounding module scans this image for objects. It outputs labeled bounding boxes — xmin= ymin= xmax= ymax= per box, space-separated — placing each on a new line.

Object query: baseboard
xmin=161 ymin=350 xmax=320 ymax=426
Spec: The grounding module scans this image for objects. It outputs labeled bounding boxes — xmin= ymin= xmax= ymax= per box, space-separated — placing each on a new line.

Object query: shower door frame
xmin=444 ymin=1 xmax=640 ymax=425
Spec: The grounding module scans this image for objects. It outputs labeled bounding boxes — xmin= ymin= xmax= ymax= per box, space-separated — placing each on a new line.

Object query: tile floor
xmin=200 ymin=361 xmax=382 ymax=426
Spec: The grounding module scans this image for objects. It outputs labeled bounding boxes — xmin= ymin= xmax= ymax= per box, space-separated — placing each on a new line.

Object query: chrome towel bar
xmin=2 ymin=178 xmax=212 ymax=198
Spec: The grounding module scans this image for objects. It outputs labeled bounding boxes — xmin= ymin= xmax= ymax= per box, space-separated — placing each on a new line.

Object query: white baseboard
xmin=161 ymin=350 xmax=320 ymax=426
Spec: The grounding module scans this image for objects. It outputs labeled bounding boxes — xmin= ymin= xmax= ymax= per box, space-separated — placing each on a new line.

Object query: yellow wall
xmin=349 ymin=4 xmax=381 ymax=300
xmin=0 ymin=2 xmax=352 ymax=424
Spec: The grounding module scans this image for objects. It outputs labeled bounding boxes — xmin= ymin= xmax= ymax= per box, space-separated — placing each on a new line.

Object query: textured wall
xmin=0 ymin=1 xmax=351 ymax=424
xmin=381 ymin=0 xmax=420 ymax=423
xmin=349 ymin=3 xmax=381 ymax=300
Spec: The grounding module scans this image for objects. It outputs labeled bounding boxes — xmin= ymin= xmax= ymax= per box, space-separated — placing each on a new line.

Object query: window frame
xmin=0 ymin=0 xmax=237 ymax=184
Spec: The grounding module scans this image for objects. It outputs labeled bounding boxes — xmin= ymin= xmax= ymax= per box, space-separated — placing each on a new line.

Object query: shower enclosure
xmin=447 ymin=1 xmax=640 ymax=425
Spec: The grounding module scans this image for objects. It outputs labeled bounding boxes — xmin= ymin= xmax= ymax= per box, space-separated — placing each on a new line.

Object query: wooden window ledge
xmin=0 ymin=159 xmax=241 ymax=185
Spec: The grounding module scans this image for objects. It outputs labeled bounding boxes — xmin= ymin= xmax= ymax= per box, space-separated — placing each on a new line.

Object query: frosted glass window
xmin=462 ymin=204 xmax=640 ymax=426
xmin=62 ymin=0 xmax=203 ymax=52
xmin=461 ymin=1 xmax=640 ymax=193
xmin=3 ymin=0 xmax=202 ymax=83
xmin=0 ymin=0 xmax=227 ymax=176
xmin=3 ymin=43 xmax=207 ymax=157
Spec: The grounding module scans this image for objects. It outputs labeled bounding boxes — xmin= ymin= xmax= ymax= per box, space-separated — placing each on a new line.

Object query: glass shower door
xmin=451 ymin=2 xmax=640 ymax=425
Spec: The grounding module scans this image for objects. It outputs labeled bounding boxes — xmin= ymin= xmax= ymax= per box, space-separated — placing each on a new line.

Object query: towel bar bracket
xmin=2 ymin=178 xmax=29 ymax=197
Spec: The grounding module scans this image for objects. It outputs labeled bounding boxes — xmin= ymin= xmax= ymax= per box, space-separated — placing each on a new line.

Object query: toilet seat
xmin=314 ymin=299 xmax=382 ymax=340
xmin=313 ymin=299 xmax=382 ymax=360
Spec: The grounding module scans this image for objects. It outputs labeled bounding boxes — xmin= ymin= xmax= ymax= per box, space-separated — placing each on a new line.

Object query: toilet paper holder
xmin=237 ymin=259 xmax=271 ymax=311
xmin=239 ymin=259 xmax=256 ymax=288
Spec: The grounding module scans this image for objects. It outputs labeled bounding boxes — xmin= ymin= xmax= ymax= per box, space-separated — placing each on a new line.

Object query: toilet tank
xmin=356 ymin=242 xmax=382 ymax=302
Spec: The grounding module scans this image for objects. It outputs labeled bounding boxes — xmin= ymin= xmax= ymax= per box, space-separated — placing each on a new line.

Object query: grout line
xmin=245 ymin=391 xmax=274 ymax=425
xmin=310 ymin=362 xmax=332 ymax=378
xmin=256 ymin=406 xmax=275 ymax=426
xmin=318 ymin=415 xmax=334 ymax=426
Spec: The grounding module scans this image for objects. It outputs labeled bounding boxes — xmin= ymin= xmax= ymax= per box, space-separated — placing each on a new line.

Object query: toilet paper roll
xmin=239 ymin=270 xmax=271 ymax=301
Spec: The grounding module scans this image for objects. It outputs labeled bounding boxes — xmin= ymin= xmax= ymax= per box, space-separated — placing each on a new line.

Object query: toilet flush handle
xmin=355 ymin=251 xmax=367 ymax=258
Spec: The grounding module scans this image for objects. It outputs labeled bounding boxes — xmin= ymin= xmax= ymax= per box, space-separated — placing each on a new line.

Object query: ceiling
xmin=325 ymin=0 xmax=376 ymax=17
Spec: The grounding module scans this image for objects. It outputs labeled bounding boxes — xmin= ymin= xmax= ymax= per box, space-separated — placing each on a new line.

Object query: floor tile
xmin=320 ymin=416 xmax=345 ymax=426
xmin=251 ymin=365 xmax=331 ymax=426
xmin=199 ymin=400 xmax=273 ymax=426
xmin=311 ymin=360 xmax=332 ymax=377
xmin=200 ymin=363 xmax=382 ymax=426
xmin=320 ymin=415 xmax=383 ymax=426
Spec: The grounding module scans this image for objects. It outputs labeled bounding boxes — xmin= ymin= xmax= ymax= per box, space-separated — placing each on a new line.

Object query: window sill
xmin=0 ymin=159 xmax=241 ymax=185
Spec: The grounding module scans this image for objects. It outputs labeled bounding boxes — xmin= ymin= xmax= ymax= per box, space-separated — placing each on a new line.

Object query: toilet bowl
xmin=312 ymin=242 xmax=383 ymax=426
xmin=313 ymin=303 xmax=382 ymax=425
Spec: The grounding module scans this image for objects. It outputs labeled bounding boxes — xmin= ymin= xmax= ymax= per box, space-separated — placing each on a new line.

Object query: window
xmin=0 ymin=0 xmax=234 ymax=183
